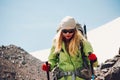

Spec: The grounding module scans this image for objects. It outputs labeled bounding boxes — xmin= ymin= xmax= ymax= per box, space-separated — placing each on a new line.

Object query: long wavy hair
xmin=53 ymin=28 xmax=86 ymax=56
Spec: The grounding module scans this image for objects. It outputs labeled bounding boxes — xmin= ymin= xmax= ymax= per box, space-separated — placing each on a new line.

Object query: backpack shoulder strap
xmin=80 ymin=41 xmax=86 ymax=57
xmin=80 ymin=41 xmax=89 ymax=67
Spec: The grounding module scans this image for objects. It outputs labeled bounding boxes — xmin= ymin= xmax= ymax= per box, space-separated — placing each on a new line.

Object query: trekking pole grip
xmin=90 ymin=61 xmax=95 ymax=80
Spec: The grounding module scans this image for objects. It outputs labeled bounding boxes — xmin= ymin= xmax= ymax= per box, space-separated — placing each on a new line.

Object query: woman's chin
xmin=65 ymin=37 xmax=71 ymax=40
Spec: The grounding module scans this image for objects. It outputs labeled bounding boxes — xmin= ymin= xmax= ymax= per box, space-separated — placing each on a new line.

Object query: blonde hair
xmin=53 ymin=29 xmax=86 ymax=56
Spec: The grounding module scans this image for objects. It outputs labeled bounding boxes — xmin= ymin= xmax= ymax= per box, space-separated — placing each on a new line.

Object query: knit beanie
xmin=58 ymin=16 xmax=76 ymax=30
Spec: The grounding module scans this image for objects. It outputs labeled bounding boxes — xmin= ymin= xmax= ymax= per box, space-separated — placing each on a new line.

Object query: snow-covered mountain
xmin=30 ymin=17 xmax=120 ymax=64
xmin=30 ymin=49 xmax=50 ymax=62
xmin=88 ymin=17 xmax=120 ymax=64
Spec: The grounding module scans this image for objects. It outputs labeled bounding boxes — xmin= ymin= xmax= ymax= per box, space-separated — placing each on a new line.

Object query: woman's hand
xmin=41 ymin=62 xmax=50 ymax=71
xmin=88 ymin=53 xmax=97 ymax=62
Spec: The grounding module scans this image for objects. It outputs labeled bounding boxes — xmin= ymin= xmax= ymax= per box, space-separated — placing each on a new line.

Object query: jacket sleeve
xmin=48 ymin=46 xmax=58 ymax=71
xmin=82 ymin=40 xmax=98 ymax=67
xmin=82 ymin=40 xmax=93 ymax=56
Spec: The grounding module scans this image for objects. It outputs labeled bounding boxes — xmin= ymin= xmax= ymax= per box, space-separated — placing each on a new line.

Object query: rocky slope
xmin=0 ymin=45 xmax=50 ymax=80
xmin=95 ymin=48 xmax=120 ymax=80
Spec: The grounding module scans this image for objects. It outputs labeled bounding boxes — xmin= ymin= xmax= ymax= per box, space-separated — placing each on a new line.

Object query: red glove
xmin=88 ymin=53 xmax=97 ymax=62
xmin=42 ymin=63 xmax=50 ymax=71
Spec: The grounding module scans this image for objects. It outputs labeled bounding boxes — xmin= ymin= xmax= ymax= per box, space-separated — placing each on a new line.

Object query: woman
xmin=42 ymin=16 xmax=98 ymax=80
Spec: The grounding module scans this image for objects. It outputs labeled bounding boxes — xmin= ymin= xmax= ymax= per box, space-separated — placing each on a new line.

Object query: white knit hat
xmin=58 ymin=16 xmax=76 ymax=30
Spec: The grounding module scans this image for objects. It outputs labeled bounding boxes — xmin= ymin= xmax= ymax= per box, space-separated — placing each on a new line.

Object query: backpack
xmin=77 ymin=24 xmax=92 ymax=79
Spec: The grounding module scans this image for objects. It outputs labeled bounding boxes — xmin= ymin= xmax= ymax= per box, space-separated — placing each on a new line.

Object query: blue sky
xmin=0 ymin=0 xmax=120 ymax=52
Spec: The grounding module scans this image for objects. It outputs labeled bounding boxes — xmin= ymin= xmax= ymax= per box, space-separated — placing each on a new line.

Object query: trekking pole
xmin=83 ymin=24 xmax=87 ymax=39
xmin=46 ymin=61 xmax=50 ymax=80
xmin=83 ymin=24 xmax=95 ymax=80
xmin=90 ymin=61 xmax=95 ymax=80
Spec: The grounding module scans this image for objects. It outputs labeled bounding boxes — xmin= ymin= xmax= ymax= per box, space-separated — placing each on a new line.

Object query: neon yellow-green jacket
xmin=48 ymin=40 xmax=98 ymax=80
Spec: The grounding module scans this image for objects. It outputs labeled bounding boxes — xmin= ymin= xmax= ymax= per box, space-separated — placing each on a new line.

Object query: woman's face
xmin=62 ymin=28 xmax=75 ymax=40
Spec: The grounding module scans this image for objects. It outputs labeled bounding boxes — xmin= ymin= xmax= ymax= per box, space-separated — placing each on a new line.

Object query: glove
xmin=88 ymin=53 xmax=97 ymax=62
xmin=42 ymin=62 xmax=50 ymax=71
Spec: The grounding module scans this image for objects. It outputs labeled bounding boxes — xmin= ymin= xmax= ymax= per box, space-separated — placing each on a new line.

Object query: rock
xmin=0 ymin=44 xmax=49 ymax=80
xmin=95 ymin=54 xmax=120 ymax=80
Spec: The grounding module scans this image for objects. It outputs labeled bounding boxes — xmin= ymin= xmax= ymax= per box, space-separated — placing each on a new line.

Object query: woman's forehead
xmin=61 ymin=27 xmax=75 ymax=30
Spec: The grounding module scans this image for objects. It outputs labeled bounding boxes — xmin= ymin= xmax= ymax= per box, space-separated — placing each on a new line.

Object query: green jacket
xmin=48 ymin=40 xmax=94 ymax=80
